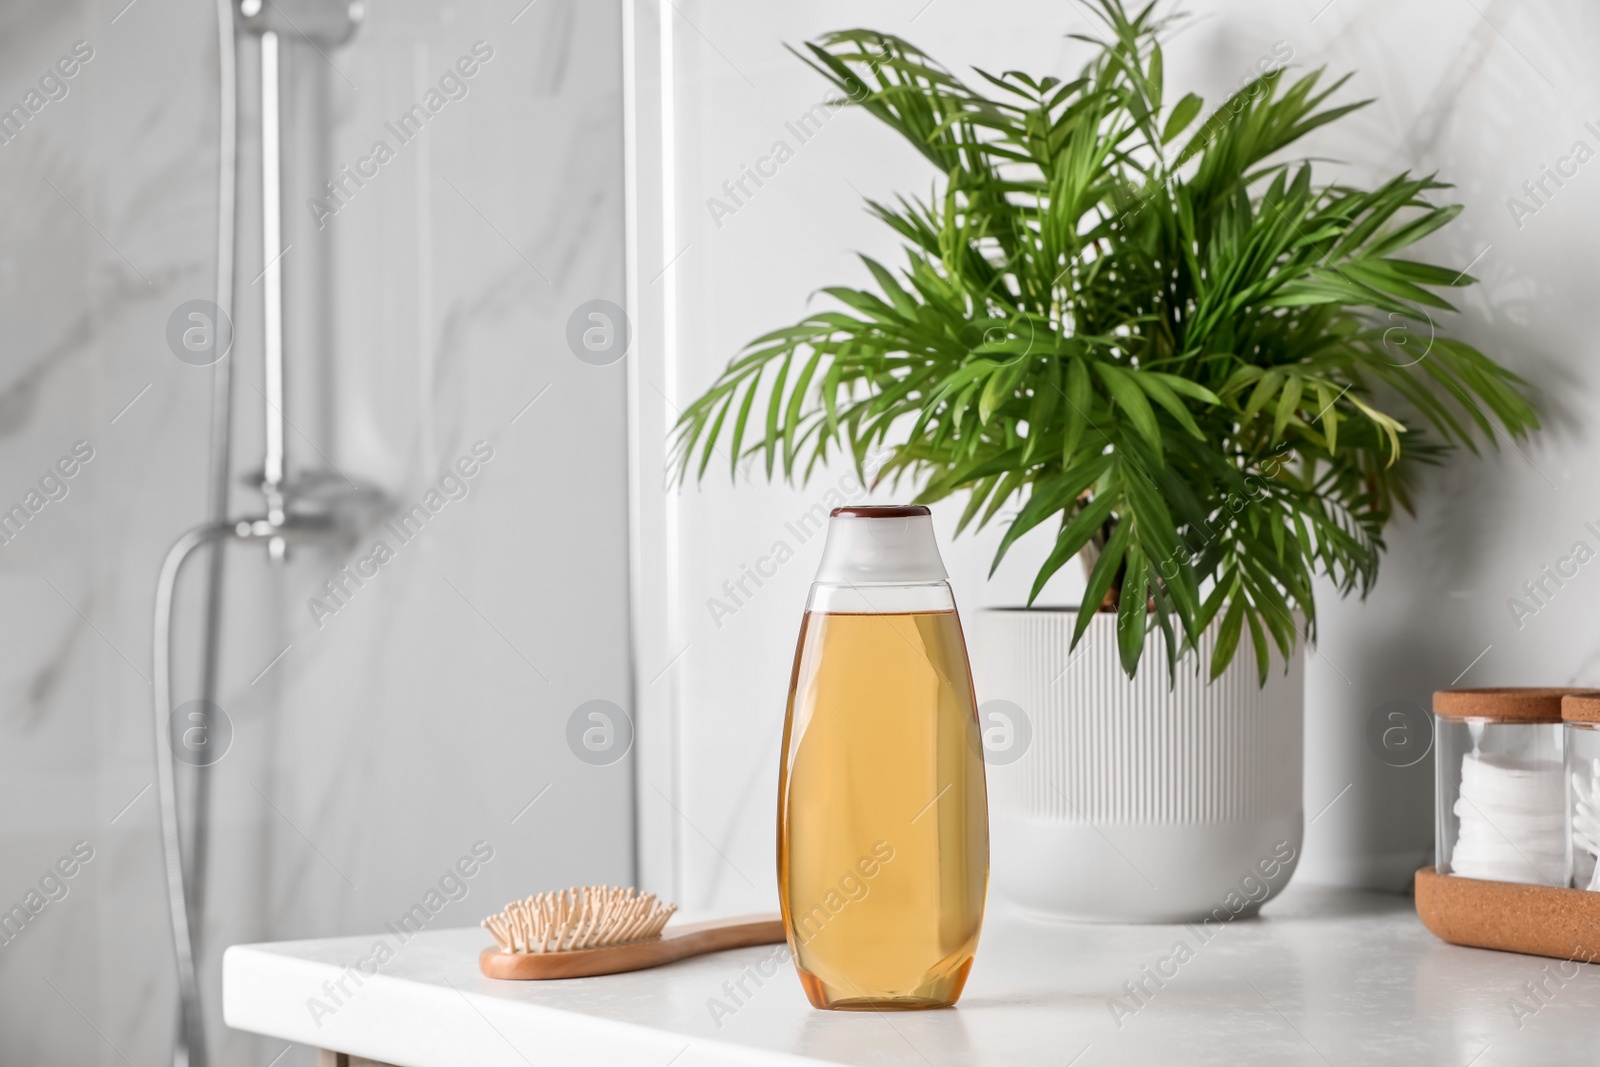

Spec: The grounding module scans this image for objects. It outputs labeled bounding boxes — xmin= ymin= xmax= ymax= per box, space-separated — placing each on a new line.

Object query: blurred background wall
xmin=0 ymin=1 xmax=633 ymax=1063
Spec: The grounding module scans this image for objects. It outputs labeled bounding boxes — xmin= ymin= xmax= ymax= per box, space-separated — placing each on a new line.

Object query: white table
xmin=223 ymin=885 xmax=1600 ymax=1066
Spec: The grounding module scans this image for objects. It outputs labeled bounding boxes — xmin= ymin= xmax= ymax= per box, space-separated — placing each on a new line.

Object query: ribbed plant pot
xmin=971 ymin=609 xmax=1304 ymax=923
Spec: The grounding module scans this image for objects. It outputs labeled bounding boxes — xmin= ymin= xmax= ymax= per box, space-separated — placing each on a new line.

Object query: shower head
xmin=238 ymin=0 xmax=363 ymax=45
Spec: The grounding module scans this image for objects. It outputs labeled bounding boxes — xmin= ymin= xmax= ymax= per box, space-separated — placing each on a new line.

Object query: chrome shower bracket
xmin=239 ymin=0 xmax=363 ymax=561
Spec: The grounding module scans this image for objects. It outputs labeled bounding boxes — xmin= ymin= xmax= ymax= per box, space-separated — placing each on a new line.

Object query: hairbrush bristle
xmin=482 ymin=885 xmax=677 ymax=954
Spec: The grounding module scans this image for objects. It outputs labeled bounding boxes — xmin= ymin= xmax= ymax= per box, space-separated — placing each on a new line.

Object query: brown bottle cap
xmin=1563 ymin=693 xmax=1600 ymax=724
xmin=829 ymin=505 xmax=931 ymax=518
xmin=1433 ymin=687 xmax=1600 ymax=724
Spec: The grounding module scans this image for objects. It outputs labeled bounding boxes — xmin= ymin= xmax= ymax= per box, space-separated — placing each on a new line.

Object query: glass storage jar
xmin=1434 ymin=688 xmax=1580 ymax=887
xmin=1563 ymin=693 xmax=1600 ymax=891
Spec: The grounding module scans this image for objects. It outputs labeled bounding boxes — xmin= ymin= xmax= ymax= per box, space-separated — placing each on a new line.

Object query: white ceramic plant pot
xmin=971 ymin=609 xmax=1304 ymax=923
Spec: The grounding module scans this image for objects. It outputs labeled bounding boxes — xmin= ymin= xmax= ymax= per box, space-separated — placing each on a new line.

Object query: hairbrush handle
xmin=479 ymin=913 xmax=786 ymax=980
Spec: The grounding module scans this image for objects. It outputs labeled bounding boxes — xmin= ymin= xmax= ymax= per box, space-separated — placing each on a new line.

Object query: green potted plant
xmin=672 ymin=2 xmax=1536 ymax=920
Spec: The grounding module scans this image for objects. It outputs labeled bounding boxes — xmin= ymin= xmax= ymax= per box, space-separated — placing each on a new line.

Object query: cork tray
xmin=1415 ymin=867 xmax=1600 ymax=961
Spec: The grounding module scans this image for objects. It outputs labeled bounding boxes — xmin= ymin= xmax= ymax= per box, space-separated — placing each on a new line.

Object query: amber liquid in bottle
xmin=777 ymin=609 xmax=989 ymax=1010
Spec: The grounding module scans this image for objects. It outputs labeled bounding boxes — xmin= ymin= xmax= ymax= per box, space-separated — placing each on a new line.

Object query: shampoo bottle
xmin=777 ymin=505 xmax=988 ymax=1010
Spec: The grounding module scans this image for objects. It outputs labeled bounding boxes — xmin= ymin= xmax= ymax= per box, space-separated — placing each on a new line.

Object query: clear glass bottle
xmin=1562 ymin=693 xmax=1600 ymax=890
xmin=1433 ymin=688 xmax=1570 ymax=887
xmin=777 ymin=505 xmax=988 ymax=1010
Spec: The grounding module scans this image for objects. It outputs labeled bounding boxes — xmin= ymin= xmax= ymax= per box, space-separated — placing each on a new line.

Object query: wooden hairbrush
xmin=479 ymin=885 xmax=785 ymax=979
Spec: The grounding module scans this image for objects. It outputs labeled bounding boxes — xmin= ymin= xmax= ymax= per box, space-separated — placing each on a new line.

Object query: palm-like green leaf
xmin=670 ymin=1 xmax=1538 ymax=682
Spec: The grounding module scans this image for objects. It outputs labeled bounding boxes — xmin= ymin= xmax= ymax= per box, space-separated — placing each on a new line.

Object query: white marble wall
xmin=0 ymin=1 xmax=632 ymax=1064
xmin=634 ymin=0 xmax=1600 ymax=911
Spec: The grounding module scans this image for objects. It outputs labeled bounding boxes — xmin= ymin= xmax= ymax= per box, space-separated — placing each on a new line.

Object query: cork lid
xmin=1433 ymin=688 xmax=1600 ymax=724
xmin=1563 ymin=693 xmax=1600 ymax=724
